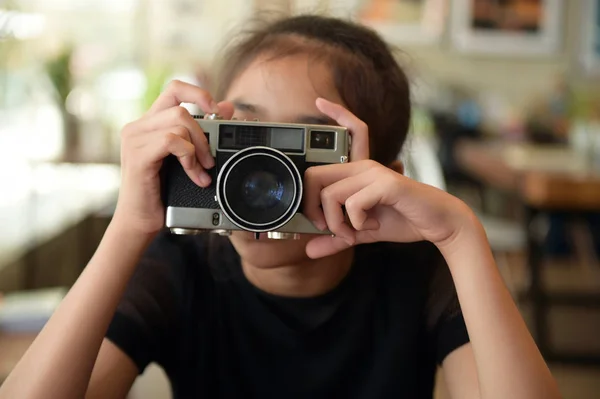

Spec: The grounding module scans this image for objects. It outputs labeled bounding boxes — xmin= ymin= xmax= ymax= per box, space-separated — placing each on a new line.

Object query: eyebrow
xmin=295 ymin=115 xmax=337 ymax=126
xmin=232 ymin=100 xmax=261 ymax=114
xmin=232 ymin=99 xmax=337 ymax=126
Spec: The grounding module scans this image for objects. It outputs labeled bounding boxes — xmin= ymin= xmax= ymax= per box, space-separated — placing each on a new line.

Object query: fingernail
xmin=312 ymin=220 xmax=326 ymax=231
xmin=199 ymin=172 xmax=211 ymax=186
xmin=343 ymin=233 xmax=356 ymax=246
xmin=210 ymin=100 xmax=219 ymax=113
xmin=203 ymin=154 xmax=215 ymax=169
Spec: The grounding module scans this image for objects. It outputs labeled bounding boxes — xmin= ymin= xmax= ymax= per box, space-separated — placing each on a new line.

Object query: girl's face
xmin=223 ymin=53 xmax=345 ymax=268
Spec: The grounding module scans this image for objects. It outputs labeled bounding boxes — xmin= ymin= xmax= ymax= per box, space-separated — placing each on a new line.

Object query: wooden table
xmin=455 ymin=140 xmax=600 ymax=210
xmin=456 ymin=139 xmax=600 ymax=365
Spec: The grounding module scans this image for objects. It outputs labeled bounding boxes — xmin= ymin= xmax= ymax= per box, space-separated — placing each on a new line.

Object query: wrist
xmin=105 ymin=216 xmax=158 ymax=249
xmin=111 ymin=203 xmax=164 ymax=235
xmin=435 ymin=206 xmax=489 ymax=263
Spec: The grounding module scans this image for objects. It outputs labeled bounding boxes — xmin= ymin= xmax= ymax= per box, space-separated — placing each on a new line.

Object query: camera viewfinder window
xmin=310 ymin=130 xmax=336 ymax=150
xmin=269 ymin=127 xmax=304 ymax=153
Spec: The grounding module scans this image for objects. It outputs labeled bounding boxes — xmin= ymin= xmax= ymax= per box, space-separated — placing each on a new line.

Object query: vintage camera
xmin=161 ymin=114 xmax=350 ymax=239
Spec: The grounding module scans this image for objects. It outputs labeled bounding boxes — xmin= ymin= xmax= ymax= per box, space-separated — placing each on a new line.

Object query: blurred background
xmin=1 ymin=0 xmax=600 ymax=398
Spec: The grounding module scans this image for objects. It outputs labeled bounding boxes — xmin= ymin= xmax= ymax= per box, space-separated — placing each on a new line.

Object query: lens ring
xmin=219 ymin=149 xmax=300 ymax=231
xmin=224 ymin=155 xmax=295 ymax=227
xmin=216 ymin=146 xmax=303 ymax=232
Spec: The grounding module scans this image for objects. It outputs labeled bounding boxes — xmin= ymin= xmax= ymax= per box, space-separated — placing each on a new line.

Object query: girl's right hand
xmin=112 ymin=80 xmax=234 ymax=235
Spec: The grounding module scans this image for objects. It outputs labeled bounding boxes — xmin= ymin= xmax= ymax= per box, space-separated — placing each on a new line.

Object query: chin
xmin=229 ymin=231 xmax=315 ymax=268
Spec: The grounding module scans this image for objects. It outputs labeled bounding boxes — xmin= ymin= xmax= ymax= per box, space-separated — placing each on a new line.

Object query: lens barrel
xmin=216 ymin=147 xmax=302 ymax=232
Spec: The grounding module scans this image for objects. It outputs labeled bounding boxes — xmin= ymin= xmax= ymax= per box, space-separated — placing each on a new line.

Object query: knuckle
xmin=173 ymin=126 xmax=189 ymax=138
xmin=180 ymin=154 xmax=196 ymax=169
xmin=120 ymin=122 xmax=136 ymax=138
xmin=196 ymin=88 xmax=210 ymax=101
xmin=345 ymin=197 xmax=358 ymax=212
xmin=162 ymin=132 xmax=178 ymax=148
xmin=382 ymin=168 xmax=399 ymax=183
xmin=320 ymin=186 xmax=334 ymax=201
xmin=362 ymin=159 xmax=378 ymax=169
xmin=167 ymin=79 xmax=183 ymax=92
xmin=359 ymin=120 xmax=368 ymax=132
xmin=172 ymin=105 xmax=190 ymax=120
xmin=304 ymin=166 xmax=319 ymax=180
xmin=386 ymin=172 xmax=398 ymax=185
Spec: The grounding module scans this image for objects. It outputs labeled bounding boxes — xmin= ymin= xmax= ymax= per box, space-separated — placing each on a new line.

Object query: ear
xmin=389 ymin=160 xmax=404 ymax=175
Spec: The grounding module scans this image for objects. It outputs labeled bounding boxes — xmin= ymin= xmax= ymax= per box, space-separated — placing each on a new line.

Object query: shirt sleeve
xmin=425 ymin=251 xmax=471 ymax=365
xmin=105 ymin=230 xmax=186 ymax=373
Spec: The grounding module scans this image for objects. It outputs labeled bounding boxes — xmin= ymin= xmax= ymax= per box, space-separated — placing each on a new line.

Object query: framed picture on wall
xmin=450 ymin=0 xmax=563 ymax=56
xmin=580 ymin=0 xmax=600 ymax=75
xmin=310 ymin=0 xmax=449 ymax=45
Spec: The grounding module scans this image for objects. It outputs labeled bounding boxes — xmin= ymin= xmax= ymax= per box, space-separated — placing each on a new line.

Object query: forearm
xmin=439 ymin=213 xmax=560 ymax=399
xmin=0 ymin=221 xmax=154 ymax=399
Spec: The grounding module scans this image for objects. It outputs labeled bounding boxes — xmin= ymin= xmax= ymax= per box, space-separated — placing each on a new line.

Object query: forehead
xmin=224 ymin=53 xmax=344 ymax=121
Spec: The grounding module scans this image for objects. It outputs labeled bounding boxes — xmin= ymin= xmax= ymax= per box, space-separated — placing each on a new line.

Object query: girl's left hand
xmin=303 ymin=98 xmax=476 ymax=259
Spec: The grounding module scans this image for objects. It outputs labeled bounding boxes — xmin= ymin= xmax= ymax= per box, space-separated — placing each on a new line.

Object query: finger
xmin=303 ymin=161 xmax=379 ymax=229
xmin=320 ymin=185 xmax=355 ymax=245
xmin=345 ymin=183 xmax=383 ymax=231
xmin=216 ymin=100 xmax=235 ymax=120
xmin=156 ymin=126 xmax=199 ymax=178
xmin=160 ymin=128 xmax=211 ymax=187
xmin=129 ymin=106 xmax=214 ymax=169
xmin=306 ymin=220 xmax=381 ymax=259
xmin=147 ymin=80 xmax=219 ymax=116
xmin=315 ymin=97 xmax=370 ymax=161
xmin=306 ymin=235 xmax=352 ymax=259
xmin=319 ymin=172 xmax=376 ymax=240
xmin=142 ymin=129 xmax=210 ymax=187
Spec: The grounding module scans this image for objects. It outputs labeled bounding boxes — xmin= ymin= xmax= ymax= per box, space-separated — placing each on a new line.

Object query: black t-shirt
xmin=106 ymin=232 xmax=469 ymax=399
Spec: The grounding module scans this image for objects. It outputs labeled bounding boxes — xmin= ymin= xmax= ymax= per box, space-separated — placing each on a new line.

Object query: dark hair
xmin=214 ymin=14 xmax=411 ymax=166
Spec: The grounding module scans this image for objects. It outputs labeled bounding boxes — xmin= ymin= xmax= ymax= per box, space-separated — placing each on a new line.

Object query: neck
xmin=241 ymin=248 xmax=355 ymax=298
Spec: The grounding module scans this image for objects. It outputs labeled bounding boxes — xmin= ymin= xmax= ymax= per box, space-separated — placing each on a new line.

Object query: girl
xmin=1 ymin=14 xmax=560 ymax=399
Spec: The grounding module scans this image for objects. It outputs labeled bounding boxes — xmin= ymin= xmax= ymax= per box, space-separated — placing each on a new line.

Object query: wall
xmin=35 ymin=0 xmax=593 ymax=112
xmin=263 ymin=1 xmax=596 ymax=110
xmin=398 ymin=1 xmax=586 ymax=109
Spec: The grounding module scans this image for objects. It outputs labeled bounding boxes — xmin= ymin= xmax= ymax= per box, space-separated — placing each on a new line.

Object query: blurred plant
xmin=43 ymin=45 xmax=80 ymax=160
xmin=44 ymin=46 xmax=74 ymax=111
xmin=142 ymin=64 xmax=171 ymax=111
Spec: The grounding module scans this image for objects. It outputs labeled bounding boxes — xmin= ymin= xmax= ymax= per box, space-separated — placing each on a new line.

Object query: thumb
xmin=217 ymin=101 xmax=235 ymax=120
xmin=306 ymin=235 xmax=351 ymax=259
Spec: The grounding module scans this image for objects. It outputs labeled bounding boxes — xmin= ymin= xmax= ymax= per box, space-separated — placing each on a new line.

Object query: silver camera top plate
xmin=193 ymin=114 xmax=350 ymax=165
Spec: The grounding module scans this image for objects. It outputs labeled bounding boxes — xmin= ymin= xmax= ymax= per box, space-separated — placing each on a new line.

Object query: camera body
xmin=161 ymin=114 xmax=349 ymax=239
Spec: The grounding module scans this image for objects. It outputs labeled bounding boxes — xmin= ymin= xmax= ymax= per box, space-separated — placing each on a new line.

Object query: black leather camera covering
xmin=161 ymin=156 xmax=219 ymax=209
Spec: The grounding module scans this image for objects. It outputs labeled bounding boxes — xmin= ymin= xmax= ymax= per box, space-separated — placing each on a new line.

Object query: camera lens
xmin=242 ymin=171 xmax=284 ymax=210
xmin=217 ymin=147 xmax=302 ymax=232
